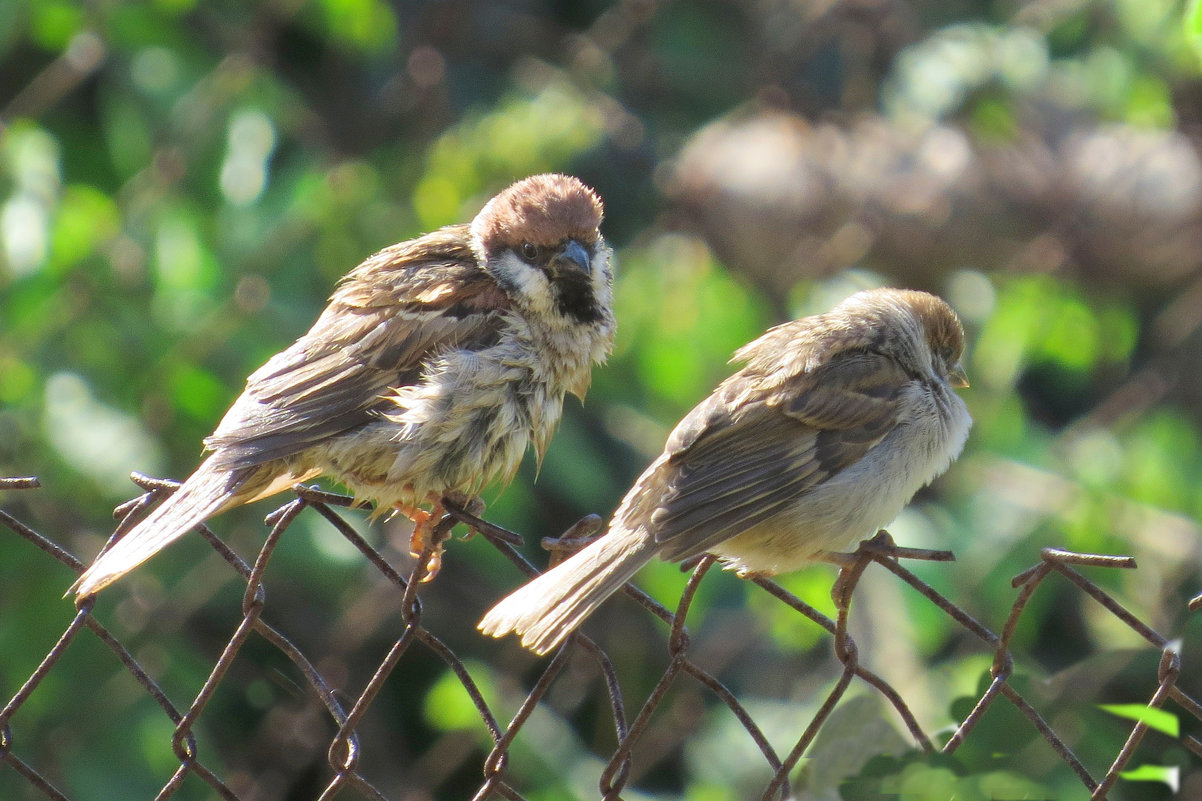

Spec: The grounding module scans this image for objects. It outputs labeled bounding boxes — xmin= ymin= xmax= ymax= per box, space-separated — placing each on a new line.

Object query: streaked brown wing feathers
xmin=205 ymin=240 xmax=506 ymax=469
xmin=643 ymin=351 xmax=908 ymax=562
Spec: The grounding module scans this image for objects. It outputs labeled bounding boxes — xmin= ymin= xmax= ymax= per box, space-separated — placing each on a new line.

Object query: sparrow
xmin=479 ymin=288 xmax=971 ymax=655
xmin=73 ymin=174 xmax=616 ymax=598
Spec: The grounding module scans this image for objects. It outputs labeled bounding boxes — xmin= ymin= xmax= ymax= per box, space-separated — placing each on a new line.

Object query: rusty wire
xmin=1 ymin=473 xmax=1200 ymax=800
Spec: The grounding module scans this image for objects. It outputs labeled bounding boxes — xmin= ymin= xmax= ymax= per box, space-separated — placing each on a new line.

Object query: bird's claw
xmin=400 ymin=494 xmax=489 ymax=581
xmin=417 ymin=546 xmax=443 ymax=583
xmin=399 ymin=500 xmax=446 ymax=583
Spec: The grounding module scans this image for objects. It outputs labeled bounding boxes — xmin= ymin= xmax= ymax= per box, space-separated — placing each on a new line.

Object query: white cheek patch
xmin=496 ymin=251 xmax=553 ymax=312
xmin=587 ymin=241 xmax=615 ymax=308
xmin=590 ymin=247 xmax=610 ymax=282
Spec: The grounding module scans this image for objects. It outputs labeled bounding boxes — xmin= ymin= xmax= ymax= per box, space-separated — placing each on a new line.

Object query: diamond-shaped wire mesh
xmin=1 ymin=474 xmax=1200 ymax=800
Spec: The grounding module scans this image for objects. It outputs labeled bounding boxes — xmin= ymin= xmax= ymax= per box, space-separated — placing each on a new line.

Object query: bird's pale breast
xmin=709 ymin=378 xmax=970 ymax=575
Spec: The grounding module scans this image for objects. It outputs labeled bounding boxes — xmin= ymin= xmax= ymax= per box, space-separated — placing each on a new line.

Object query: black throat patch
xmin=552 ymin=270 xmax=604 ymax=323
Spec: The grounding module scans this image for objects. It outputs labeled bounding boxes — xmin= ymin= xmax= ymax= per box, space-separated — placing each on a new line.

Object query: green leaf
xmin=1189 ymin=0 xmax=1202 ymax=45
xmin=1099 ymin=703 xmax=1179 ymax=737
xmin=423 ymin=661 xmax=498 ymax=733
xmin=1119 ymin=763 xmax=1179 ymax=790
xmin=49 ymin=185 xmax=120 ymax=273
xmin=319 ymin=0 xmax=398 ymax=54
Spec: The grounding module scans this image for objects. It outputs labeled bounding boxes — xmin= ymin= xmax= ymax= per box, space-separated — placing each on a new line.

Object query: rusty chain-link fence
xmin=2 ymin=472 xmax=1200 ymax=800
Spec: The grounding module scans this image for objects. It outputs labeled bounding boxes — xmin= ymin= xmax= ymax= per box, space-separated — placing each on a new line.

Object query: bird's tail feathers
xmin=72 ymin=459 xmax=245 ymax=598
xmin=478 ymin=527 xmax=656 ymax=655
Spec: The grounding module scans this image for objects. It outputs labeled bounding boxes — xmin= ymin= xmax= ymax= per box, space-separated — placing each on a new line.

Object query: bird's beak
xmin=552 ymin=239 xmax=592 ymax=275
xmin=948 ymin=362 xmax=970 ymax=388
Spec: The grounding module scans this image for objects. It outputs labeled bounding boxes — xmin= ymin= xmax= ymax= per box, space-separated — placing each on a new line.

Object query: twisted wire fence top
xmin=1 ymin=473 xmax=1200 ymax=801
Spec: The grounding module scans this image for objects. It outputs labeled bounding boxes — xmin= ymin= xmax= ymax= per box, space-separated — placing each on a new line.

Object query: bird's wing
xmin=205 ymin=227 xmax=511 ymax=469
xmin=641 ymin=350 xmax=909 ymax=562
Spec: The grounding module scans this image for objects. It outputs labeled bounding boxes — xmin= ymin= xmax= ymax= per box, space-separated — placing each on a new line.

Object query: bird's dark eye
xmin=521 ymin=242 xmax=538 ymax=261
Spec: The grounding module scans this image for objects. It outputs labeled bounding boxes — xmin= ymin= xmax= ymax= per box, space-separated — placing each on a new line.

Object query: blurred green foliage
xmin=3 ymin=0 xmax=1202 ymax=799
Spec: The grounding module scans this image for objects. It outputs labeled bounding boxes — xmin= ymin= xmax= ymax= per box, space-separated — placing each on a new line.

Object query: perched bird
xmin=73 ymin=174 xmax=616 ymax=597
xmin=480 ymin=288 xmax=971 ymax=654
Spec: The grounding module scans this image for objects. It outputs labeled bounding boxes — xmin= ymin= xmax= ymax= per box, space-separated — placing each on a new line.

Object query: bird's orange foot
xmin=398 ymin=496 xmax=447 ymax=583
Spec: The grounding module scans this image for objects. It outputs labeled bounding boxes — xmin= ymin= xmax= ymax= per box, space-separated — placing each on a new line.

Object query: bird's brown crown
xmin=899 ymin=290 xmax=965 ymax=360
xmin=475 ymin=174 xmax=604 ymax=250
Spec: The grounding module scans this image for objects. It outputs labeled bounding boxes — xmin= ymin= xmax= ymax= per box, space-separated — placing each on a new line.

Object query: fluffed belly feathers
xmin=316 ymin=359 xmax=567 ymax=509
